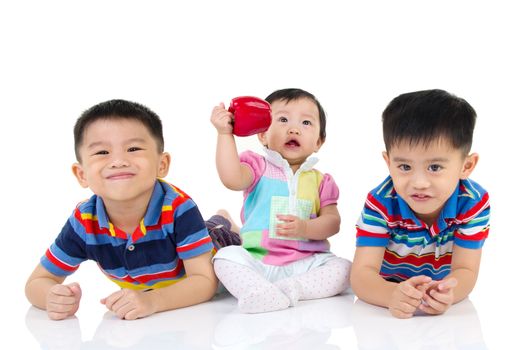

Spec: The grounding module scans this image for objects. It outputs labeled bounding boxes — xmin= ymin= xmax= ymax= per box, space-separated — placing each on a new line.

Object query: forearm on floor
xmin=350 ymin=267 xmax=396 ymax=308
xmin=25 ymin=277 xmax=58 ymax=310
xmin=446 ymin=268 xmax=479 ymax=303
xmin=147 ymin=274 xmax=218 ymax=313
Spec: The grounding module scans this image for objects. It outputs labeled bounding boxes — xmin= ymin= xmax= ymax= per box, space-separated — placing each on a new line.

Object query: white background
xmin=1 ymin=0 xmax=526 ymax=348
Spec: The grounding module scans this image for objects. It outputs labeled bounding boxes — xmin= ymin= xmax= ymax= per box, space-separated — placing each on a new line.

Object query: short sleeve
xmin=319 ymin=173 xmax=339 ymax=208
xmin=240 ymin=150 xmax=266 ymax=192
xmin=40 ymin=215 xmax=87 ymax=277
xmin=453 ymin=191 xmax=490 ymax=249
xmin=174 ymin=199 xmax=214 ymax=259
xmin=355 ymin=193 xmax=391 ymax=247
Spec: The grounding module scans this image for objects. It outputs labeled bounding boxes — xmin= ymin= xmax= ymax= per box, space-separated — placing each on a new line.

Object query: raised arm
xmin=210 ymin=103 xmax=253 ymax=191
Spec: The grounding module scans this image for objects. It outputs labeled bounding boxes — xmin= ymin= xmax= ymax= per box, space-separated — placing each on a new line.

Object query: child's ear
xmin=257 ymin=131 xmax=268 ymax=146
xmin=314 ymin=138 xmax=325 ymax=152
xmin=72 ymin=163 xmax=89 ymax=188
xmin=460 ymin=153 xmax=479 ymax=179
xmin=157 ymin=152 xmax=171 ymax=178
xmin=382 ymin=151 xmax=390 ymax=167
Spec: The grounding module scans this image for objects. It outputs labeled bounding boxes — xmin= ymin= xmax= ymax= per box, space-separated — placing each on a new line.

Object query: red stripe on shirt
xmin=356 ymin=227 xmax=390 ymax=239
xmin=456 ymin=193 xmax=490 ymax=222
xmin=134 ymin=261 xmax=184 ymax=284
xmin=454 ymin=227 xmax=489 ymax=241
xmin=384 ymin=250 xmax=452 ymax=270
xmin=176 ymin=236 xmax=212 ymax=253
xmin=45 ymin=249 xmax=79 ymax=272
xmin=366 ymin=194 xmax=423 ymax=231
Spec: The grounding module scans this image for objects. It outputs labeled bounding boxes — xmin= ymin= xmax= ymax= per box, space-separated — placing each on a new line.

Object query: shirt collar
xmin=262 ymin=147 xmax=318 ymax=173
xmin=143 ymin=180 xmax=164 ymax=226
xmin=95 ymin=195 xmax=110 ymax=229
xmin=94 ymin=180 xmax=164 ymax=229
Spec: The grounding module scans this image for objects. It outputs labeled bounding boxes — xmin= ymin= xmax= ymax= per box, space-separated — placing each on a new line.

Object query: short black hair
xmin=382 ymin=89 xmax=476 ymax=154
xmin=265 ymin=88 xmax=327 ymax=142
xmin=74 ymin=99 xmax=164 ymax=161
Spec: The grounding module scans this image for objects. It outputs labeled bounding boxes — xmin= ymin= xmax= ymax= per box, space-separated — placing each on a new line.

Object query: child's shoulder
xmin=157 ymin=179 xmax=193 ymax=205
xmin=456 ymin=178 xmax=490 ymax=217
xmin=459 ymin=178 xmax=488 ymax=198
xmin=74 ymin=195 xmax=98 ymax=213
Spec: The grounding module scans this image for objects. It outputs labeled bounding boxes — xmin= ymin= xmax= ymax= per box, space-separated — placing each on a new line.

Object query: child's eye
xmin=302 ymin=120 xmax=312 ymax=126
xmin=397 ymin=164 xmax=411 ymax=171
xmin=278 ymin=116 xmax=288 ymax=123
xmin=127 ymin=147 xmax=143 ymax=152
xmin=428 ymin=164 xmax=443 ymax=172
xmin=93 ymin=150 xmax=109 ymax=156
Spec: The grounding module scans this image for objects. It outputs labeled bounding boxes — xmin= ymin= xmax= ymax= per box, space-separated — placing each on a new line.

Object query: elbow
xmin=333 ymin=215 xmax=341 ymax=234
xmin=221 ymin=178 xmax=245 ymax=191
xmin=349 ymin=265 xmax=360 ymax=295
xmin=349 ymin=261 xmax=369 ymax=298
xmin=205 ymin=277 xmax=218 ymax=301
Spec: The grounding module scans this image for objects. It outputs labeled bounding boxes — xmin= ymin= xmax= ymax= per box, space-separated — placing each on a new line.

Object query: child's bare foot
xmin=216 ymin=209 xmax=240 ymax=234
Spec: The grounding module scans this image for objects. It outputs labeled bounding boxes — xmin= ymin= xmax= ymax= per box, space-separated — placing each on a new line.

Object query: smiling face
xmin=72 ymin=118 xmax=170 ymax=207
xmin=258 ymin=98 xmax=323 ymax=171
xmin=383 ymin=138 xmax=478 ymax=226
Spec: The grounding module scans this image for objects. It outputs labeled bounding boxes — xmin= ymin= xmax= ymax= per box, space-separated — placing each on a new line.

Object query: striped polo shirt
xmin=356 ymin=176 xmax=490 ymax=281
xmin=41 ymin=179 xmax=214 ymax=290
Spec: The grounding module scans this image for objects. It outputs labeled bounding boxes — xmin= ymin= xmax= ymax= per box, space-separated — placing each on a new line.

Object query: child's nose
xmin=109 ymin=154 xmax=130 ymax=168
xmin=411 ymin=172 xmax=430 ymax=189
xmin=288 ymin=127 xmax=300 ymax=135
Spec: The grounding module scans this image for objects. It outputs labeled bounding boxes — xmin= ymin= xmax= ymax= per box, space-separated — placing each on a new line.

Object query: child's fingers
xmin=390 ymin=303 xmax=417 ymax=319
xmin=418 ymin=302 xmax=442 ymax=315
xmin=428 ymin=289 xmax=452 ymax=304
xmin=48 ymin=310 xmax=70 ymax=321
xmin=276 ymin=214 xmax=295 ymax=222
xmin=47 ymin=300 xmax=75 ymax=313
xmin=438 ymin=277 xmax=458 ymax=291
xmin=101 ymin=290 xmax=124 ymax=309
xmin=50 ymin=284 xmax=75 ymax=297
xmin=407 ymin=275 xmax=433 ymax=287
xmin=399 ymin=280 xmax=425 ymax=299
xmin=421 ymin=293 xmax=447 ymax=312
xmin=275 ymin=226 xmax=293 ymax=236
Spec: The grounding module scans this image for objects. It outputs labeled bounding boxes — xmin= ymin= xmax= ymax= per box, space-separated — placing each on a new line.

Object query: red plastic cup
xmin=229 ymin=96 xmax=272 ymax=137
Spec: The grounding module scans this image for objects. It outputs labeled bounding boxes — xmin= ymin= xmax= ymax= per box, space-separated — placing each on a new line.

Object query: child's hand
xmin=101 ymin=289 xmax=155 ymax=320
xmin=275 ymin=214 xmax=307 ymax=239
xmin=419 ymin=277 xmax=458 ymax=315
xmin=46 ymin=282 xmax=82 ymax=320
xmin=211 ymin=103 xmax=234 ymax=135
xmin=389 ymin=275 xmax=432 ymax=318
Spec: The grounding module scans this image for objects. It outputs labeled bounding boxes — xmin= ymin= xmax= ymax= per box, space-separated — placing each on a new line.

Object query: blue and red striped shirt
xmin=41 ymin=180 xmax=214 ymax=290
xmin=356 ymin=176 xmax=490 ymax=281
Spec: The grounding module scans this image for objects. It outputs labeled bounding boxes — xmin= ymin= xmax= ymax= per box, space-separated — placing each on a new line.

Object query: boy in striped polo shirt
xmin=350 ymin=89 xmax=490 ymax=318
xmin=25 ymin=100 xmax=239 ymax=320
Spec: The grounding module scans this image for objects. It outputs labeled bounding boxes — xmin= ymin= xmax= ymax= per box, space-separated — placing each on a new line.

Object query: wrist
xmin=300 ymin=220 xmax=308 ymax=238
xmin=145 ymin=289 xmax=163 ymax=313
xmin=217 ymin=130 xmax=234 ymax=136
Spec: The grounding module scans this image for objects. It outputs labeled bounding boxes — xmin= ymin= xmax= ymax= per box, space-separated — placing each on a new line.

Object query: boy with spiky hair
xmin=350 ymin=89 xmax=490 ymax=318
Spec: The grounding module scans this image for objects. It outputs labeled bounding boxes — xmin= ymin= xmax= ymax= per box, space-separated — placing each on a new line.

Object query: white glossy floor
xmin=19 ymin=285 xmax=524 ymax=349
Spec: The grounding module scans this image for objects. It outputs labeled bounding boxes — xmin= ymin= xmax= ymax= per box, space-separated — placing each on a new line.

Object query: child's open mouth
xmin=285 ymin=139 xmax=300 ymax=147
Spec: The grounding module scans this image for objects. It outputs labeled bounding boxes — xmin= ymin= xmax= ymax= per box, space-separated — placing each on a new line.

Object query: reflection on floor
xmin=25 ymin=291 xmax=487 ymax=350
